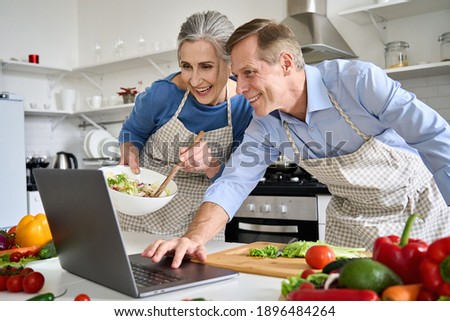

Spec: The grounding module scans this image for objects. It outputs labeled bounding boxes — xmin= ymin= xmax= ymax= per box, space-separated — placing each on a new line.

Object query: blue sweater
xmin=119 ymin=72 xmax=253 ymax=152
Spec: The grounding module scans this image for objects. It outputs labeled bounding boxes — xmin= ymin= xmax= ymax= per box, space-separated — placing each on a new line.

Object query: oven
xmin=225 ymin=166 xmax=330 ymax=244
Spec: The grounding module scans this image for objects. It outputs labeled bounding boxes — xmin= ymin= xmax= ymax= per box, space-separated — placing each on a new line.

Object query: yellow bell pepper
xmin=15 ymin=213 xmax=53 ymax=247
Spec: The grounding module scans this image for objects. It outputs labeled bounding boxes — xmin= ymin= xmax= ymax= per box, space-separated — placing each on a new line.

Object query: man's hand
xmin=141 ymin=202 xmax=229 ymax=268
xmin=142 ymin=237 xmax=207 ymax=268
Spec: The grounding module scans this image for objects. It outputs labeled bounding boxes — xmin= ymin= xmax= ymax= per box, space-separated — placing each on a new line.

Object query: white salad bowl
xmin=99 ymin=165 xmax=178 ymax=216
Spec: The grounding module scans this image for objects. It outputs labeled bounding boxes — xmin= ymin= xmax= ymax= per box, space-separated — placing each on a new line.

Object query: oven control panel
xmin=235 ymin=195 xmax=317 ymax=221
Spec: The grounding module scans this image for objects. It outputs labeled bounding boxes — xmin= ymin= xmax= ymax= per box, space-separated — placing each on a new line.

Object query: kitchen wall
xmin=0 ymin=0 xmax=449 ymax=168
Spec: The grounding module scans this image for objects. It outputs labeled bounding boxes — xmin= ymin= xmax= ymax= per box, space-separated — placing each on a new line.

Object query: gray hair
xmin=226 ymin=18 xmax=305 ymax=70
xmin=177 ymin=11 xmax=235 ymax=64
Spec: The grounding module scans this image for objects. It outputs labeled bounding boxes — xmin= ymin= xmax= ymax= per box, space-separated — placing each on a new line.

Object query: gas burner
xmin=261 ymin=167 xmax=316 ymax=184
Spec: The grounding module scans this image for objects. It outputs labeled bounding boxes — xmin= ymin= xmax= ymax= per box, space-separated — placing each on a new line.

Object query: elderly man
xmin=143 ymin=19 xmax=450 ymax=268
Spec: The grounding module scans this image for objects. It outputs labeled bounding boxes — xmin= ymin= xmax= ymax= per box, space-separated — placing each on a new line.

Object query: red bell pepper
xmin=372 ymin=213 xmax=428 ymax=284
xmin=419 ymin=236 xmax=450 ymax=299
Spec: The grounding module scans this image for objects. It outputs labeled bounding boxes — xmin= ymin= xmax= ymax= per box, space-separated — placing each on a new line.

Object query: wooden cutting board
xmin=199 ymin=242 xmax=312 ymax=279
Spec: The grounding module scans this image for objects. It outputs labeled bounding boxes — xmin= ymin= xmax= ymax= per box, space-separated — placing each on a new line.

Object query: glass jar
xmin=438 ymin=32 xmax=450 ymax=62
xmin=384 ymin=41 xmax=409 ymax=69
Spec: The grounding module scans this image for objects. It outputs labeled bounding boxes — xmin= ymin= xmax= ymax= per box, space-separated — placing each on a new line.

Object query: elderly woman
xmin=118 ymin=11 xmax=253 ymax=241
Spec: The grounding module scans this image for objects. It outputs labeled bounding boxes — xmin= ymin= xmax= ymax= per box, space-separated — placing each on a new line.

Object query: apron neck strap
xmin=175 ymin=84 xmax=232 ymax=127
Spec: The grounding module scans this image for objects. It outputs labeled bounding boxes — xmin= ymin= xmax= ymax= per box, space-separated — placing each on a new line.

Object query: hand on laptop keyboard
xmin=141 ymin=237 xmax=207 ymax=268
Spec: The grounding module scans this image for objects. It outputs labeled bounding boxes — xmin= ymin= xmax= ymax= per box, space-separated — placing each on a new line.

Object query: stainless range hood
xmin=281 ymin=0 xmax=358 ymax=64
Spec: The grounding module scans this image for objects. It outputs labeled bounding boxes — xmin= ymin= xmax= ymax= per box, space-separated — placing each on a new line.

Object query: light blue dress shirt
xmin=204 ymin=59 xmax=450 ymax=218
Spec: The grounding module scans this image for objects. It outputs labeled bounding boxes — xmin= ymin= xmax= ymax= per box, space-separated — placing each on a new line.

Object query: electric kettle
xmin=53 ymin=151 xmax=78 ymax=169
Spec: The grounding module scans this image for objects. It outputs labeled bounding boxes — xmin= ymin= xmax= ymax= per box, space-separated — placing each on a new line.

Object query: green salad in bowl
xmin=99 ymin=166 xmax=177 ymax=215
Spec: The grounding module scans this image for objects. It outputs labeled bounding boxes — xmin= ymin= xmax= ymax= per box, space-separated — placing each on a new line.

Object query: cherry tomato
xmin=6 ymin=274 xmax=25 ymax=292
xmin=305 ymin=245 xmax=336 ymax=269
xmin=300 ymin=268 xmax=316 ymax=279
xmin=299 ymin=282 xmax=316 ymax=290
xmin=74 ymin=293 xmax=91 ymax=301
xmin=0 ymin=275 xmax=9 ymax=291
xmin=22 ymin=251 xmax=35 ymax=258
xmin=9 ymin=251 xmax=22 ymax=263
xmin=19 ymin=267 xmax=34 ymax=276
xmin=22 ymin=271 xmax=45 ymax=293
xmin=7 ymin=226 xmax=17 ymax=234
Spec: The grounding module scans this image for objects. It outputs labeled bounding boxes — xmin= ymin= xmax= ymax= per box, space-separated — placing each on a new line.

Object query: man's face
xmin=230 ymin=35 xmax=287 ymax=116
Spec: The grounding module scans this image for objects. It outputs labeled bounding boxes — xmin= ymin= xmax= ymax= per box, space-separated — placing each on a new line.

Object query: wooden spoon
xmin=151 ymin=130 xmax=205 ymax=197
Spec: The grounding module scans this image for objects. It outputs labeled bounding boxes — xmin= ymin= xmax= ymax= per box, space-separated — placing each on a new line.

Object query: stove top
xmin=251 ymin=167 xmax=330 ymax=196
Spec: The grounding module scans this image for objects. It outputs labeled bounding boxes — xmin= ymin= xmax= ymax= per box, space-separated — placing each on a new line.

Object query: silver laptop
xmin=33 ymin=168 xmax=238 ymax=298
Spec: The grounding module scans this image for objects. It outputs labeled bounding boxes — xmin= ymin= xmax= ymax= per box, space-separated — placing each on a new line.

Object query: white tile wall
xmin=400 ymin=74 xmax=450 ymax=122
xmin=25 ymin=110 xmax=130 ymax=169
xmin=25 ymin=115 xmax=83 ymax=167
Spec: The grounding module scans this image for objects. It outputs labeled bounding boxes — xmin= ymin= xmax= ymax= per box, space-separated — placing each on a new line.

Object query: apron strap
xmin=175 ymin=84 xmax=232 ymax=127
xmin=283 ymin=93 xmax=371 ymax=161
xmin=328 ymin=93 xmax=370 ymax=142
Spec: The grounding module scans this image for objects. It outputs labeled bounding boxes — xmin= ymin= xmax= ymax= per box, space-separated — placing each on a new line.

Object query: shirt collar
xmin=274 ymin=65 xmax=333 ymax=124
xmin=304 ymin=64 xmax=333 ymax=113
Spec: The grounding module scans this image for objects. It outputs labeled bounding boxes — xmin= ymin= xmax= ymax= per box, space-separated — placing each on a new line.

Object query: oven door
xmin=225 ymin=217 xmax=319 ymax=244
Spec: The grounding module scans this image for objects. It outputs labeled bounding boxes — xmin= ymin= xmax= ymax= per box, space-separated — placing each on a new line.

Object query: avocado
xmin=338 ymin=258 xmax=403 ymax=294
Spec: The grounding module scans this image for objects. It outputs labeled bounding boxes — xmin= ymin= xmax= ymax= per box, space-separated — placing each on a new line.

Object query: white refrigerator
xmin=0 ymin=92 xmax=27 ymax=229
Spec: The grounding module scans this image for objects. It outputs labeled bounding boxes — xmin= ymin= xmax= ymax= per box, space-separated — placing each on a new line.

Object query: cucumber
xmin=322 ymin=258 xmax=360 ymax=274
xmin=38 ymin=240 xmax=58 ymax=259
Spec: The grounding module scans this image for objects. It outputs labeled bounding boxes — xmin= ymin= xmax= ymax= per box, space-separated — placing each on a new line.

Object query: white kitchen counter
xmin=0 ymin=232 xmax=284 ymax=301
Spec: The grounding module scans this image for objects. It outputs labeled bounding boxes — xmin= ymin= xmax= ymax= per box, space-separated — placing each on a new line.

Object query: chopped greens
xmin=281 ymin=273 xmax=329 ymax=296
xmin=282 ymin=241 xmax=366 ymax=259
xmin=249 ymin=241 xmax=365 ymax=259
xmin=248 ymin=245 xmax=279 ymax=258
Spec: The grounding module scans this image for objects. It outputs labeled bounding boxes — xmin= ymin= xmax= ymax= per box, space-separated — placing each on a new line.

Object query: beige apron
xmin=118 ymin=88 xmax=233 ymax=241
xmin=284 ymin=94 xmax=450 ymax=250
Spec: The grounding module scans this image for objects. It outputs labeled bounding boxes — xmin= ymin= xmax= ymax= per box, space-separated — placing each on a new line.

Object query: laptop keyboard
xmin=131 ymin=262 xmax=183 ymax=287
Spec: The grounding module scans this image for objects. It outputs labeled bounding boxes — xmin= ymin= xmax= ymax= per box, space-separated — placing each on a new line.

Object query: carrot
xmin=0 ymin=245 xmax=41 ymax=257
xmin=381 ymin=283 xmax=422 ymax=301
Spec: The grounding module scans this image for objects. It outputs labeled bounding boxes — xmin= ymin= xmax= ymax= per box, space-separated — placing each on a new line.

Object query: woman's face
xmin=179 ymin=40 xmax=230 ymax=106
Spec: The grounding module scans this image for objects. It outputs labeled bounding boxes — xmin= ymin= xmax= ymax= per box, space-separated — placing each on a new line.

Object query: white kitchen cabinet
xmin=2 ymin=48 xmax=177 ymax=116
xmin=385 ymin=61 xmax=450 ymax=80
xmin=74 ymin=49 xmax=176 ymax=75
xmin=338 ymin=0 xmax=450 ymax=25
xmin=1 ymin=60 xmax=71 ymax=75
xmin=338 ymin=0 xmax=450 ymax=80
xmin=317 ymin=194 xmax=332 ymax=242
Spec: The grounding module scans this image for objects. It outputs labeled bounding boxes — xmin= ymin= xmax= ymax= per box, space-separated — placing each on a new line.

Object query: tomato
xmin=22 ymin=271 xmax=45 ymax=293
xmin=9 ymin=251 xmax=22 ymax=263
xmin=305 ymin=245 xmax=336 ymax=269
xmin=299 ymin=282 xmax=316 ymax=290
xmin=19 ymin=267 xmax=34 ymax=276
xmin=0 ymin=275 xmax=9 ymax=291
xmin=74 ymin=293 xmax=91 ymax=301
xmin=300 ymin=268 xmax=315 ymax=279
xmin=6 ymin=274 xmax=24 ymax=292
xmin=7 ymin=226 xmax=17 ymax=234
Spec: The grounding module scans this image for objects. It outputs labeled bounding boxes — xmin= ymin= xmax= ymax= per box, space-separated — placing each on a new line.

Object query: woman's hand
xmin=120 ymin=142 xmax=140 ymax=174
xmin=178 ymin=141 xmax=221 ymax=178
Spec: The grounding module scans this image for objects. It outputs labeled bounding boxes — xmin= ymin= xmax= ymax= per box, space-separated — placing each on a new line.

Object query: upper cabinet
xmin=74 ymin=49 xmax=176 ymax=74
xmin=1 ymin=49 xmax=177 ymax=117
xmin=339 ymin=0 xmax=450 ymax=80
xmin=1 ymin=60 xmax=70 ymax=75
xmin=385 ymin=61 xmax=450 ymax=80
xmin=338 ymin=0 xmax=450 ymax=25
xmin=2 ymin=48 xmax=176 ymax=76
